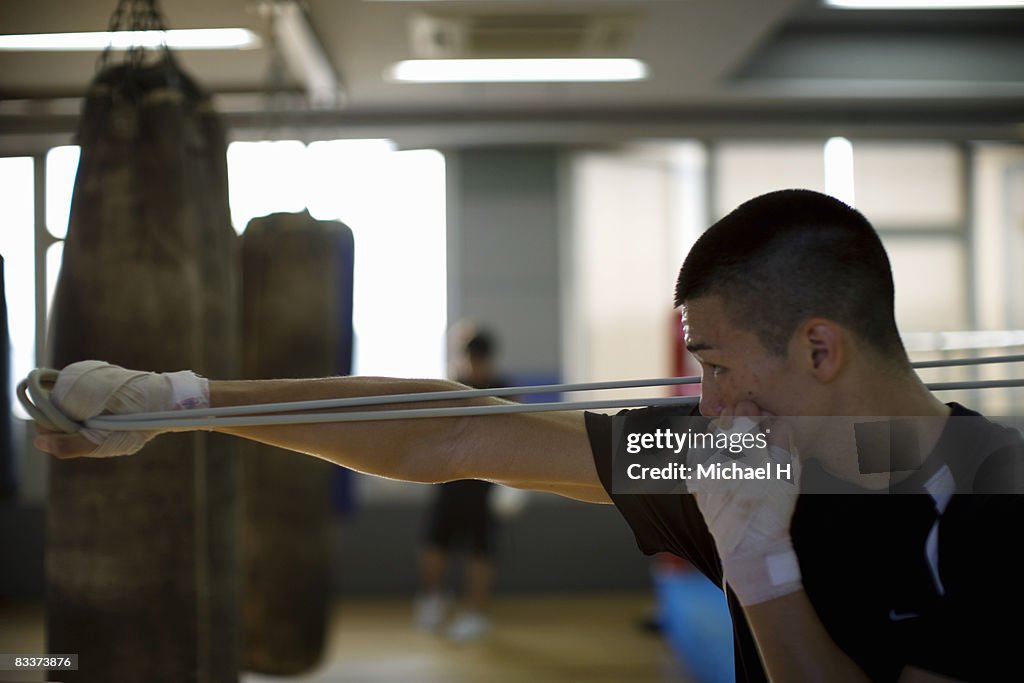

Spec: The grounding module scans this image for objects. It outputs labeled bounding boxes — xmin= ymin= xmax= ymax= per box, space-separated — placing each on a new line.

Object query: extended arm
xmin=34 ymin=365 xmax=610 ymax=504
xmin=210 ymin=376 xmax=608 ymax=503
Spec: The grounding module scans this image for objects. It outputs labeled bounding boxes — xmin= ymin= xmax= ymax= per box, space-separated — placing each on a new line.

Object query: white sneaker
xmin=446 ymin=612 xmax=489 ymax=642
xmin=414 ymin=593 xmax=447 ymax=631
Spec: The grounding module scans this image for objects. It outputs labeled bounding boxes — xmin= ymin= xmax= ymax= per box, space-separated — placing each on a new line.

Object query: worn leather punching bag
xmin=47 ymin=50 xmax=240 ymax=682
xmin=0 ymin=256 xmax=13 ymax=499
xmin=239 ymin=210 xmax=354 ymax=674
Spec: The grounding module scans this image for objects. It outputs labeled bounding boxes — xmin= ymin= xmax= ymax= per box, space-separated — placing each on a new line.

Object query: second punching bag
xmin=240 ymin=210 xmax=354 ymax=674
xmin=0 ymin=256 xmax=13 ymax=499
xmin=47 ymin=52 xmax=240 ymax=682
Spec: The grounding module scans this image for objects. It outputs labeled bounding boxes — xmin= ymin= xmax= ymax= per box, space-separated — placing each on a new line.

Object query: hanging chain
xmin=97 ymin=0 xmax=172 ymax=71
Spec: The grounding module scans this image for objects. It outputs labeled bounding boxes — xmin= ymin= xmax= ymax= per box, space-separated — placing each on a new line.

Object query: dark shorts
xmin=425 ymin=480 xmax=495 ymax=556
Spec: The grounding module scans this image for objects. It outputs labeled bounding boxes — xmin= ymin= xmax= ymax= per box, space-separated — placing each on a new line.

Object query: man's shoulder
xmin=586 ymin=403 xmax=703 ymax=422
xmin=943 ymin=402 xmax=1024 ymax=494
xmin=946 ymin=401 xmax=1023 ymax=447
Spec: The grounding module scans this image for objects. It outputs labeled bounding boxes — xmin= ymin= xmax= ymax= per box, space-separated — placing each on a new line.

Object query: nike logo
xmin=888 ymin=609 xmax=920 ymax=622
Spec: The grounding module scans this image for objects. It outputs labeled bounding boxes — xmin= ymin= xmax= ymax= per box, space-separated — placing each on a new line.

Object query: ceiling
xmin=1 ymin=0 xmax=1022 ymax=147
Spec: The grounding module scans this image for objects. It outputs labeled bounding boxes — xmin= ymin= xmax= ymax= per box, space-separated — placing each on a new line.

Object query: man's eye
xmin=703 ymin=363 xmax=725 ymax=377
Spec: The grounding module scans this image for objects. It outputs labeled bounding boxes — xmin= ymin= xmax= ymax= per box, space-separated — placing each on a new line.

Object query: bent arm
xmin=207 ymin=376 xmax=610 ymax=503
xmin=744 ymin=591 xmax=967 ymax=683
xmin=743 ymin=591 xmax=871 ymax=682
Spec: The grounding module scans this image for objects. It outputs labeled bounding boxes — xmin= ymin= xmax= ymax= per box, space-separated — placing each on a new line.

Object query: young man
xmin=36 ymin=190 xmax=1022 ymax=682
xmin=416 ymin=325 xmax=509 ymax=641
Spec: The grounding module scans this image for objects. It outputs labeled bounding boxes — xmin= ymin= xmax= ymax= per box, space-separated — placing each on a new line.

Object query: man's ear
xmin=797 ymin=318 xmax=844 ymax=382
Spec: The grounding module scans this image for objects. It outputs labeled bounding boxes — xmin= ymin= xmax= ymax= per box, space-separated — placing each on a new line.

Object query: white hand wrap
xmin=52 ymin=360 xmax=209 ymax=457
xmin=687 ymin=417 xmax=802 ymax=606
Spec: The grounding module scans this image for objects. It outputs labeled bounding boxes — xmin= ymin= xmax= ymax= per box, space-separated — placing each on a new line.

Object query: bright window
xmin=226 ymin=139 xmax=447 ymax=378
xmin=0 ymin=157 xmax=35 ymax=419
xmin=39 ymin=139 xmax=448 ymax=383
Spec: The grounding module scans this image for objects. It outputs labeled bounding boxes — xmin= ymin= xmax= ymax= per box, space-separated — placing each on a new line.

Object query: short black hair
xmin=675 ymin=189 xmax=907 ymax=361
xmin=465 ymin=330 xmax=495 ymax=359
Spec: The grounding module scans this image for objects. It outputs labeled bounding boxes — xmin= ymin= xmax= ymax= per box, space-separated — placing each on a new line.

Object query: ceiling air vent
xmin=408 ymin=12 xmax=634 ymax=59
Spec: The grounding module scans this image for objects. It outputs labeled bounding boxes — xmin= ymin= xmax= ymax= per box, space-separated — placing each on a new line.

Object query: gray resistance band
xmin=17 ymin=353 xmax=1024 ymax=434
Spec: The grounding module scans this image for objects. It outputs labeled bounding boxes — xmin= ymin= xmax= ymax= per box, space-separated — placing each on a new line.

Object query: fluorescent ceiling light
xmin=389 ymin=58 xmax=647 ymax=83
xmin=825 ymin=0 xmax=1024 ymax=8
xmin=824 ymin=137 xmax=855 ymax=207
xmin=0 ymin=29 xmax=261 ymax=51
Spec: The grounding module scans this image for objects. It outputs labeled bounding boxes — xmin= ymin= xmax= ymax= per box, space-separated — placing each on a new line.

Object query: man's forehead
xmin=680 ymin=296 xmax=727 ymax=324
xmin=680 ymin=296 xmax=729 ymax=349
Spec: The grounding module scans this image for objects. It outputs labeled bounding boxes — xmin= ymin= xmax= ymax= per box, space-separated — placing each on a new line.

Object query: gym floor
xmin=0 ymin=594 xmax=694 ymax=683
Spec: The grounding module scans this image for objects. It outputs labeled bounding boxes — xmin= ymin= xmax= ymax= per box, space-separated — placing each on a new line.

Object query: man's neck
xmin=840 ymin=360 xmax=950 ymax=418
xmin=810 ymin=369 xmax=952 ymax=488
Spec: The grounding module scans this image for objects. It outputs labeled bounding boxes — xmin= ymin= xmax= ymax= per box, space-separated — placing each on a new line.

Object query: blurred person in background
xmin=414 ymin=323 xmax=522 ymax=642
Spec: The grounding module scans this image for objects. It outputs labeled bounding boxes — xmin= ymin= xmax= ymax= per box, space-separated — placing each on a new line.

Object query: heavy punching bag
xmin=46 ymin=8 xmax=240 ymax=681
xmin=0 ymin=256 xmax=14 ymax=499
xmin=240 ymin=210 xmax=354 ymax=674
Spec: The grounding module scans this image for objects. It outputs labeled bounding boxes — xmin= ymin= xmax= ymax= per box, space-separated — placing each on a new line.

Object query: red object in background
xmin=657 ymin=551 xmax=693 ymax=573
xmin=666 ymin=312 xmax=698 ymax=567
xmin=671 ymin=311 xmax=701 ymax=397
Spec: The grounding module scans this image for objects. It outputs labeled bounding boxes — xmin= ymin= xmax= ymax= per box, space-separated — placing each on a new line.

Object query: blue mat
xmin=655 ymin=571 xmax=735 ymax=683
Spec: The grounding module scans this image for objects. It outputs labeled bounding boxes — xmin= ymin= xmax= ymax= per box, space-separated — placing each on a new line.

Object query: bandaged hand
xmin=687 ymin=401 xmax=802 ymax=606
xmin=35 ymin=360 xmax=209 ymax=458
